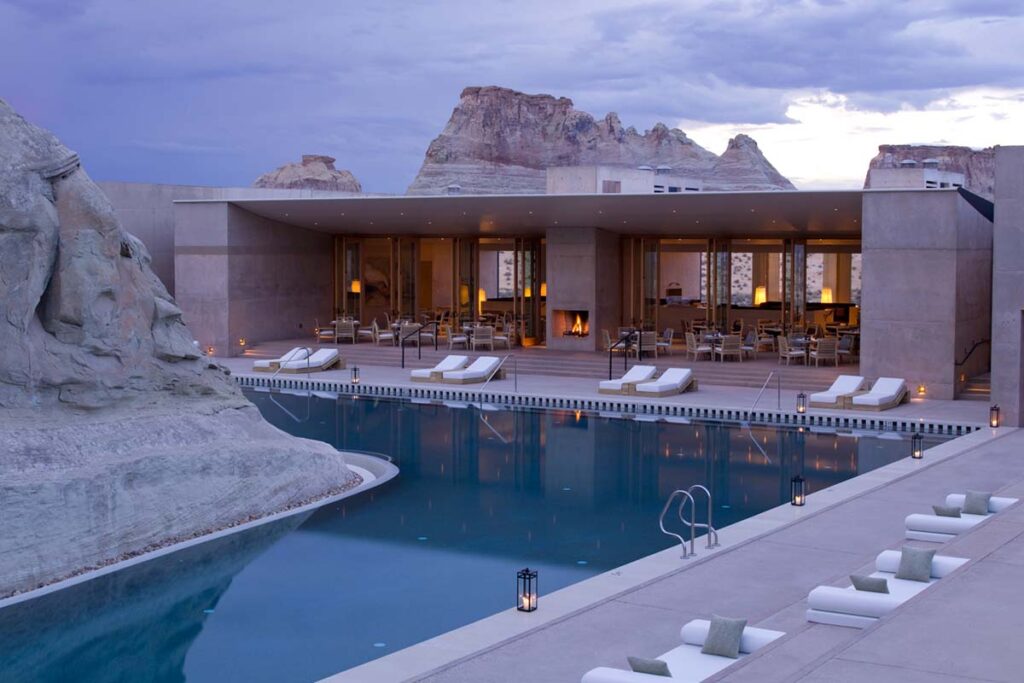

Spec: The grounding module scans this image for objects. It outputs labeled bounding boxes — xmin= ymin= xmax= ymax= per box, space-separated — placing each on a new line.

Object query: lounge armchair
xmin=580 ymin=619 xmax=784 ymax=683
xmin=441 ymin=356 xmax=502 ymax=384
xmin=806 ymin=550 xmax=968 ymax=628
xmin=277 ymin=348 xmax=342 ymax=374
xmin=849 ymin=377 xmax=907 ymax=411
xmin=685 ymin=332 xmax=712 ymax=362
xmin=905 ymin=493 xmax=1019 ymax=542
xmin=714 ymin=335 xmax=743 ymax=362
xmin=634 ymin=368 xmax=697 ymax=397
xmin=252 ymin=347 xmax=310 ymax=372
xmin=777 ymin=336 xmax=805 ymax=365
xmin=599 ymin=365 xmax=657 ymax=395
xmin=410 ymin=355 xmax=469 ymax=383
xmin=808 ymin=375 xmax=866 ymax=409
xmin=809 ymin=337 xmax=838 ymax=366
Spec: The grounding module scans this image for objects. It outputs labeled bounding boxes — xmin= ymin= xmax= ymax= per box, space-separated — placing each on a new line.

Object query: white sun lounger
xmin=849 ymin=377 xmax=908 ymax=411
xmin=808 ymin=374 xmax=866 ymax=408
xmin=441 ymin=356 xmax=501 ymax=384
xmin=410 ymin=355 xmax=469 ymax=382
xmin=252 ymin=347 xmax=309 ymax=372
xmin=905 ymin=493 xmax=1019 ymax=542
xmin=599 ymin=365 xmax=657 ymax=395
xmin=581 ymin=619 xmax=785 ymax=682
xmin=806 ymin=550 xmax=968 ymax=628
xmin=277 ymin=348 xmax=342 ymax=374
xmin=634 ymin=368 xmax=696 ymax=397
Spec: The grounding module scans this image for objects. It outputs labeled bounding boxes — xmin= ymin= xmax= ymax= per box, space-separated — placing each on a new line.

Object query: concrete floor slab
xmin=796 ymin=658 xmax=995 ymax=683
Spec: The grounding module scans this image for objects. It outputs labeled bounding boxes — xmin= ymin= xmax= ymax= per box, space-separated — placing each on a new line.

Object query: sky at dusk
xmin=2 ymin=0 xmax=1022 ymax=193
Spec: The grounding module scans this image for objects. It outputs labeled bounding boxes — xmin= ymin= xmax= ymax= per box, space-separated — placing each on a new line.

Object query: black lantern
xmin=350 ymin=366 xmax=360 ymax=385
xmin=911 ymin=432 xmax=924 ymax=459
xmin=516 ymin=568 xmax=538 ymax=612
xmin=796 ymin=392 xmax=807 ymax=414
xmin=790 ymin=475 xmax=806 ymax=506
xmin=990 ymin=405 xmax=1000 ymax=428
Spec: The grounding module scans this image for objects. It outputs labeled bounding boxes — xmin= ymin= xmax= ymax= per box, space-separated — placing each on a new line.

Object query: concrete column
xmin=991 ymin=147 xmax=1024 ymax=425
xmin=545 ymin=227 xmax=621 ymax=351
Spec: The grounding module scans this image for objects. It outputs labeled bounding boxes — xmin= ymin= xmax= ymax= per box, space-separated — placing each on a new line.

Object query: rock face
xmin=0 ymin=98 xmax=359 ymax=597
xmin=253 ymin=154 xmax=362 ymax=192
xmin=865 ymin=144 xmax=996 ymax=198
xmin=407 ymin=86 xmax=795 ymax=194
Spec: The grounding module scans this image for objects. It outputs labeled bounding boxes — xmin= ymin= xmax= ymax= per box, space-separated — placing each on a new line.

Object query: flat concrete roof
xmin=174 ymin=189 xmax=889 ymax=238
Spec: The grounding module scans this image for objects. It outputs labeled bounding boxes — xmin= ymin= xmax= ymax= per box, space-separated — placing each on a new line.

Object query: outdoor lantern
xmin=796 ymin=392 xmax=807 ymax=414
xmin=517 ymin=567 xmax=538 ymax=612
xmin=238 ymin=337 xmax=247 ymax=348
xmin=911 ymin=432 xmax=924 ymax=459
xmin=990 ymin=405 xmax=1001 ymax=428
xmin=790 ymin=475 xmax=806 ymax=506
xmin=916 ymin=384 xmax=927 ymax=397
xmin=350 ymin=367 xmax=360 ymax=385
xmin=205 ymin=345 xmax=214 ymax=356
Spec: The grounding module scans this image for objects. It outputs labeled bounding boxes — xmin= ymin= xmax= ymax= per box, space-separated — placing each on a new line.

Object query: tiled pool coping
xmin=317 ymin=419 xmax=1004 ymax=682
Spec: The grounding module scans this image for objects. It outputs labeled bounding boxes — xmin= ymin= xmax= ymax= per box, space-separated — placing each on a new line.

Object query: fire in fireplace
xmin=555 ymin=309 xmax=590 ymax=337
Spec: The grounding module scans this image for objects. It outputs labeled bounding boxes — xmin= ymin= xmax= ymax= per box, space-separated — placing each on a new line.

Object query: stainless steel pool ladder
xmin=266 ymin=347 xmax=314 ymax=422
xmin=659 ymin=485 xmax=720 ymax=559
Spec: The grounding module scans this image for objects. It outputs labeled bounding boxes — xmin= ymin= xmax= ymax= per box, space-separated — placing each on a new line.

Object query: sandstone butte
xmin=407 ymin=85 xmax=796 ymax=195
xmin=865 ymin=144 xmax=996 ymax=198
xmin=0 ymin=98 xmax=359 ymax=598
xmin=253 ymin=154 xmax=362 ymax=192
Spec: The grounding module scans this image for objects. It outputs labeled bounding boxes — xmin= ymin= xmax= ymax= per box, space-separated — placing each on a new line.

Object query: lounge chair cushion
xmin=850 ymin=377 xmax=906 ymax=407
xmin=850 ymin=575 xmax=889 ymax=593
xmin=634 ymin=368 xmax=693 ymax=394
xmin=599 ymin=365 xmax=657 ymax=392
xmin=279 ymin=348 xmax=338 ymax=370
xmin=962 ymin=490 xmax=993 ymax=515
xmin=933 ymin=505 xmax=961 ymax=518
xmin=896 ymin=546 xmax=937 ymax=582
xmin=700 ymin=615 xmax=746 ymax=659
xmin=945 ymin=493 xmax=1017 ymax=513
xmin=809 ymin=375 xmax=865 ymax=404
xmin=411 ymin=355 xmax=468 ymax=379
xmin=626 ymin=656 xmax=670 ymax=677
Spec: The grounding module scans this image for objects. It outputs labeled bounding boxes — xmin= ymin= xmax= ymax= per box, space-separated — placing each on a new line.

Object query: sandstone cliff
xmin=865 ymin=144 xmax=995 ymax=198
xmin=408 ymin=86 xmax=794 ymax=194
xmin=0 ymin=99 xmax=359 ymax=597
xmin=254 ymin=154 xmax=362 ymax=192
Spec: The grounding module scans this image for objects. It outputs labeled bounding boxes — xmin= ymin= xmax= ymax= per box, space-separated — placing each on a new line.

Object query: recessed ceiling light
xmin=400 ymin=212 xmax=404 ymax=216
xmin=672 ymin=209 xmax=677 ymax=213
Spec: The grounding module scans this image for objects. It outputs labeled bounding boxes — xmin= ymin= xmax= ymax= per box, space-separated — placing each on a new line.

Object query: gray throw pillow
xmin=896 ymin=546 xmax=936 ymax=582
xmin=962 ymin=490 xmax=992 ymax=515
xmin=701 ymin=614 xmax=747 ymax=659
xmin=850 ymin=574 xmax=889 ymax=593
xmin=933 ymin=504 xmax=962 ymax=518
xmin=627 ymin=656 xmax=671 ymax=677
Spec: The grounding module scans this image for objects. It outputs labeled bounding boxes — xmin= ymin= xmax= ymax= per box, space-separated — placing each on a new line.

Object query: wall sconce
xmin=524 ymin=286 xmax=532 ymax=298
xmin=459 ymin=283 xmax=470 ymax=306
xmin=916 ymin=384 xmax=927 ymax=397
xmin=790 ymin=475 xmax=806 ymax=506
xmin=350 ymin=279 xmax=361 ymax=294
xmin=350 ymin=367 xmax=360 ymax=385
xmin=238 ymin=337 xmax=247 ymax=348
xmin=205 ymin=345 xmax=215 ymax=356
xmin=911 ymin=432 xmax=924 ymax=459
xmin=796 ymin=392 xmax=807 ymax=414
xmin=820 ymin=287 xmax=833 ymax=304
xmin=753 ymin=285 xmax=767 ymax=307
xmin=517 ymin=568 xmax=538 ymax=612
xmin=990 ymin=404 xmax=1000 ymax=428
xmin=540 ymin=282 xmax=547 ymax=297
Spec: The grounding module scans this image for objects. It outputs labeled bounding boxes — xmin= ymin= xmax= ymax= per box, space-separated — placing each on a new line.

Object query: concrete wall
xmin=99 ymin=181 xmax=364 ymax=296
xmin=174 ymin=202 xmax=333 ymax=356
xmin=860 ymin=190 xmax=992 ymax=399
xmin=991 ymin=147 xmax=1024 ymax=425
xmin=545 ymin=227 xmax=621 ymax=351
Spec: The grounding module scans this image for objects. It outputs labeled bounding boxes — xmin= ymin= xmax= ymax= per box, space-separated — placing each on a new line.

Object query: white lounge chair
xmin=252 ymin=347 xmax=309 ymax=372
xmin=806 ymin=550 xmax=968 ymax=628
xmin=410 ymin=355 xmax=469 ymax=383
xmin=905 ymin=493 xmax=1019 ymax=542
xmin=441 ymin=356 xmax=501 ymax=384
xmin=849 ymin=377 xmax=908 ymax=411
xmin=634 ymin=368 xmax=696 ymax=397
xmin=277 ymin=348 xmax=342 ymax=374
xmin=599 ymin=365 xmax=657 ymax=395
xmin=580 ymin=619 xmax=785 ymax=683
xmin=808 ymin=375 xmax=866 ymax=408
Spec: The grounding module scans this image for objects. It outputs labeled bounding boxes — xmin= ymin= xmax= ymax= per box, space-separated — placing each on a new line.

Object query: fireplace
xmin=554 ymin=309 xmax=590 ymax=338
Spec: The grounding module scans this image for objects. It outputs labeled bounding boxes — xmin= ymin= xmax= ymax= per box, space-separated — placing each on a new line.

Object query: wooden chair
xmin=444 ymin=324 xmax=468 ymax=349
xmin=372 ymin=320 xmax=395 ymax=346
xmin=715 ymin=334 xmax=743 ymax=362
xmin=635 ymin=331 xmax=658 ymax=358
xmin=778 ymin=336 xmax=805 ymax=365
xmin=493 ymin=325 xmax=513 ymax=349
xmin=399 ymin=323 xmax=420 ymax=347
xmin=686 ymin=332 xmax=712 ymax=361
xmin=810 ymin=337 xmax=838 ymax=367
xmin=472 ymin=326 xmax=494 ymax=351
xmin=656 ymin=328 xmax=674 ymax=356
xmin=741 ymin=330 xmax=758 ymax=359
xmin=336 ymin=320 xmax=356 ymax=344
xmin=837 ymin=334 xmax=856 ymax=364
xmin=315 ymin=318 xmax=336 ymax=344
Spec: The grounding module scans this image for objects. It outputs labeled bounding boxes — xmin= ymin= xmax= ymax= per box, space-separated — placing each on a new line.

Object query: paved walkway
xmin=407 ymin=428 xmax=1022 ymax=682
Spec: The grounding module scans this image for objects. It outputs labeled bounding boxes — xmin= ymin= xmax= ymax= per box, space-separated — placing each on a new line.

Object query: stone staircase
xmin=960 ymin=373 xmax=991 ymax=401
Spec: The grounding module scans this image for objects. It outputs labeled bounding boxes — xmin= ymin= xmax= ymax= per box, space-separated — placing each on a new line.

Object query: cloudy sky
xmin=2 ymin=0 xmax=1021 ymax=192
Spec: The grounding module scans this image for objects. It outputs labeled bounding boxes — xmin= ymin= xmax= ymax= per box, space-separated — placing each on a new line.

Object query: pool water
xmin=0 ymin=391 xmax=950 ymax=682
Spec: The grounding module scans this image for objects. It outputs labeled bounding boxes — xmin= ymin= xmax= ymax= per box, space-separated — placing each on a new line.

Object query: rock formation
xmin=253 ymin=154 xmax=362 ymax=192
xmin=407 ymin=86 xmax=795 ymax=194
xmin=865 ymin=144 xmax=996 ymax=198
xmin=0 ymin=99 xmax=359 ymax=597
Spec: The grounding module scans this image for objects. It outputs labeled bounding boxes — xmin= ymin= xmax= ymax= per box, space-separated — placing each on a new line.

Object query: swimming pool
xmin=0 ymin=391 xmax=950 ymax=682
